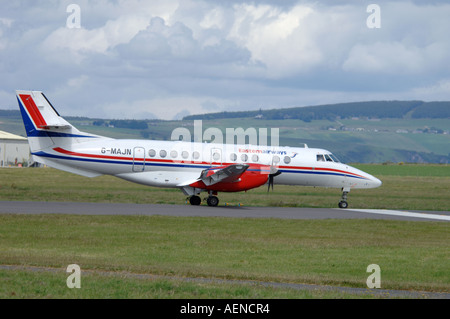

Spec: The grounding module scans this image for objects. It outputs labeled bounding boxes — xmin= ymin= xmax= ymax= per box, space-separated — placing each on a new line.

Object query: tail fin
xmin=16 ymin=90 xmax=72 ymax=133
xmin=16 ymin=90 xmax=106 ymax=177
xmin=16 ymin=90 xmax=100 ymax=152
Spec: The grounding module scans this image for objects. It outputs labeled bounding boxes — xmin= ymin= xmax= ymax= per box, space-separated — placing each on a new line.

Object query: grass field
xmin=1 ymin=164 xmax=449 ymax=210
xmin=0 ymin=164 xmax=449 ymax=299
xmin=1 ymin=215 xmax=449 ymax=299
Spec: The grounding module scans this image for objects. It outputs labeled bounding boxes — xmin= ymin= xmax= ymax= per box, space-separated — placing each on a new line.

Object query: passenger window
xmin=181 ymin=151 xmax=189 ymax=159
xmin=252 ymin=154 xmax=259 ymax=162
xmin=192 ymin=151 xmax=200 ymax=160
xmin=213 ymin=152 xmax=220 ymax=161
xmin=284 ymin=156 xmax=291 ymax=164
xmin=241 ymin=154 xmax=248 ymax=162
xmin=160 ymin=150 xmax=167 ymax=158
xmin=230 ymin=153 xmax=237 ymax=161
xmin=317 ymin=155 xmax=325 ymax=162
xmin=272 ymin=155 xmax=280 ymax=164
xmin=149 ymin=149 xmax=156 ymax=157
xmin=170 ymin=150 xmax=178 ymax=158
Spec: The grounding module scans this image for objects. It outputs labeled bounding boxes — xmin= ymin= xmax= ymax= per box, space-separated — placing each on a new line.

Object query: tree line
xmin=183 ymin=101 xmax=450 ymax=121
xmin=93 ymin=119 xmax=148 ymax=130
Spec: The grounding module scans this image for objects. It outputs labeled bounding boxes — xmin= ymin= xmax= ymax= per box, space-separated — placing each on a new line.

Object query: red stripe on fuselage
xmin=19 ymin=94 xmax=47 ymax=128
xmin=278 ymin=166 xmax=367 ymax=179
xmin=52 ymin=147 xmax=367 ymax=179
xmin=54 ymin=147 xmax=135 ymax=162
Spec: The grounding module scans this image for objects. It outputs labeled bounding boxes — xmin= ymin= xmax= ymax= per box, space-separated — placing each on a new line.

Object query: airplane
xmin=16 ymin=90 xmax=382 ymax=208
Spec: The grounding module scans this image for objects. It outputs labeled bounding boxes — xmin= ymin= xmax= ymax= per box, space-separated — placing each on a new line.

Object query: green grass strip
xmin=1 ymin=214 xmax=448 ymax=297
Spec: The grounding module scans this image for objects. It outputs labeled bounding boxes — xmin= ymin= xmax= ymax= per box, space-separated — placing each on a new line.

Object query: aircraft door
xmin=133 ymin=147 xmax=145 ymax=172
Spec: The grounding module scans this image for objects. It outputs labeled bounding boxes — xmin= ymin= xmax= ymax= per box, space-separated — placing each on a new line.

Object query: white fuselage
xmin=31 ymin=136 xmax=382 ymax=191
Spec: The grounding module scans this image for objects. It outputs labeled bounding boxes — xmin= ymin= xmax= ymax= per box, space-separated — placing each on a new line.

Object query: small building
xmin=0 ymin=130 xmax=30 ymax=167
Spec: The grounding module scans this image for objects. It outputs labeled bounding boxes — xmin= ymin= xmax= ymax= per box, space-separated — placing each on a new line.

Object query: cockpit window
xmin=317 ymin=153 xmax=341 ymax=163
xmin=329 ymin=154 xmax=340 ymax=163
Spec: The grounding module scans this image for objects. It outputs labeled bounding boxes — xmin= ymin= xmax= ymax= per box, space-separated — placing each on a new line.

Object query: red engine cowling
xmin=190 ymin=164 xmax=270 ymax=192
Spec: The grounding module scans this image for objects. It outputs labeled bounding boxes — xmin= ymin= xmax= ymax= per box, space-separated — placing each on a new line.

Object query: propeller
xmin=267 ymin=170 xmax=282 ymax=192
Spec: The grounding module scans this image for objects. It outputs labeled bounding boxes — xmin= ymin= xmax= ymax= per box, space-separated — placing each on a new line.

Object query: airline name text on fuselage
xmin=239 ymin=148 xmax=287 ymax=155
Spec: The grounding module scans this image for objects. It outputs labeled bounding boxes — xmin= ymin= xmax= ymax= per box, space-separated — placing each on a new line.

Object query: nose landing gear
xmin=339 ymin=188 xmax=350 ymax=209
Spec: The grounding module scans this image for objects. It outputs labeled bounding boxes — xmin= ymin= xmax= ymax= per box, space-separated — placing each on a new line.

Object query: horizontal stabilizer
xmin=39 ymin=124 xmax=72 ymax=130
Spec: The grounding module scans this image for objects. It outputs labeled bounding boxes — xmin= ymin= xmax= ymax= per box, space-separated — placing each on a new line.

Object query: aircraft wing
xmin=183 ymin=163 xmax=270 ymax=195
xmin=198 ymin=164 xmax=249 ymax=186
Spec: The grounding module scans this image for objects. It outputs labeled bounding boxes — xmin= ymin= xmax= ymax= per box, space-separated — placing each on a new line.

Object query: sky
xmin=1 ymin=0 xmax=450 ymax=120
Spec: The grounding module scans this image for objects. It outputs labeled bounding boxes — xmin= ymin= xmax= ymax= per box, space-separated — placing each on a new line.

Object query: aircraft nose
xmin=370 ymin=176 xmax=382 ymax=188
xmin=347 ymin=165 xmax=382 ymax=189
xmin=373 ymin=177 xmax=383 ymax=187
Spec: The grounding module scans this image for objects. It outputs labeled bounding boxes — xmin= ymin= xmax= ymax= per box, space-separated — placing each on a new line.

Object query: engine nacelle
xmin=190 ymin=164 xmax=270 ymax=192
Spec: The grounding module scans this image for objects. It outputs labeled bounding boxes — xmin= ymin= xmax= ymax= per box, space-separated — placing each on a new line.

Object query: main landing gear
xmin=206 ymin=195 xmax=219 ymax=207
xmin=188 ymin=193 xmax=219 ymax=207
xmin=189 ymin=195 xmax=201 ymax=206
xmin=338 ymin=188 xmax=349 ymax=209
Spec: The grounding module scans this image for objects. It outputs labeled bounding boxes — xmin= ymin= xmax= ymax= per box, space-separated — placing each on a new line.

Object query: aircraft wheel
xmin=338 ymin=201 xmax=348 ymax=209
xmin=207 ymin=196 xmax=219 ymax=207
xmin=189 ymin=195 xmax=201 ymax=206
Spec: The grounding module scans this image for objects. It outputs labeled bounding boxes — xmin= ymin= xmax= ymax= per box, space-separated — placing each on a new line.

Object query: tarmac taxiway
xmin=1 ymin=201 xmax=449 ymax=221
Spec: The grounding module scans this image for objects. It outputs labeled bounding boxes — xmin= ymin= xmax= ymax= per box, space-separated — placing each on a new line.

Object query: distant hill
xmin=183 ymin=101 xmax=450 ymax=121
xmin=1 ymin=100 xmax=449 ymax=164
xmin=0 ymin=109 xmax=21 ymax=119
xmin=3 ymin=100 xmax=449 ymax=123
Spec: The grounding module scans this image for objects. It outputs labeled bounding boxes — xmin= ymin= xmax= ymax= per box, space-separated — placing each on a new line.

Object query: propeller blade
xmin=267 ymin=170 xmax=281 ymax=192
xmin=272 ymin=170 xmax=282 ymax=177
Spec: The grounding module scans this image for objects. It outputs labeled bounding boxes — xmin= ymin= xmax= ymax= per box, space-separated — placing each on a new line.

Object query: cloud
xmin=0 ymin=0 xmax=449 ymax=120
xmin=227 ymin=4 xmax=324 ymax=78
xmin=0 ymin=19 xmax=12 ymax=50
xmin=342 ymin=2 xmax=450 ymax=75
xmin=343 ymin=42 xmax=424 ymax=74
xmin=96 ymin=96 xmax=236 ymax=120
xmin=410 ymin=79 xmax=450 ymax=101
xmin=118 ymin=17 xmax=196 ymax=60
xmin=41 ymin=14 xmax=150 ymax=63
xmin=200 ymin=7 xmax=227 ymax=30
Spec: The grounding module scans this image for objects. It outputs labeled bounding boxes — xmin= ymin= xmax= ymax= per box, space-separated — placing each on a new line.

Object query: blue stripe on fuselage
xmin=33 ymin=151 xmax=368 ymax=180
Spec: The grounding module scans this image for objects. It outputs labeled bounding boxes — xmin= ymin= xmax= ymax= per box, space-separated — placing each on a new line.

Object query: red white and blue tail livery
xmin=16 ymin=90 xmax=382 ymax=208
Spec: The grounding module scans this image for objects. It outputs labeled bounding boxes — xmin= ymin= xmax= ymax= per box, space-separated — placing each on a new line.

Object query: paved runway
xmin=1 ymin=201 xmax=449 ymax=221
